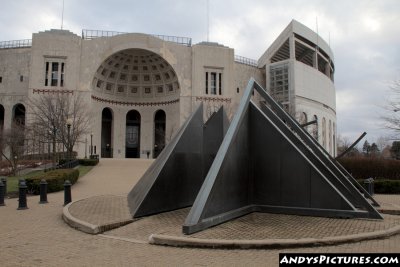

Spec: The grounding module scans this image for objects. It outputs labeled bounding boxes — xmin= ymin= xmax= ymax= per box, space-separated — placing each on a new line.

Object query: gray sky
xmin=1 ymin=0 xmax=400 ymax=144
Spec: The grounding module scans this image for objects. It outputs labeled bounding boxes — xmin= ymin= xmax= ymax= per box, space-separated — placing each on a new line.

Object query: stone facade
xmin=0 ymin=20 xmax=337 ymax=159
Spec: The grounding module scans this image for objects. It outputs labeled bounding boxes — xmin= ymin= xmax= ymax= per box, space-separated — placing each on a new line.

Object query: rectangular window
xmin=0 ymin=77 xmax=2 ymax=83
xmin=51 ymin=62 xmax=59 ymax=86
xmin=210 ymin=72 xmax=217 ymax=95
xmin=61 ymin=63 xmax=65 ymax=87
xmin=205 ymin=72 xmax=208 ymax=94
xmin=20 ymin=75 xmax=23 ymax=82
xmin=269 ymin=63 xmax=289 ymax=104
xmin=45 ymin=62 xmax=49 ymax=86
xmin=219 ymin=73 xmax=222 ymax=95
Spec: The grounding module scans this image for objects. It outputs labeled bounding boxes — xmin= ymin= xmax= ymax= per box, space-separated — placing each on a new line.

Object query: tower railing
xmin=234 ymin=55 xmax=258 ymax=67
xmin=82 ymin=29 xmax=192 ymax=46
xmin=0 ymin=39 xmax=32 ymax=49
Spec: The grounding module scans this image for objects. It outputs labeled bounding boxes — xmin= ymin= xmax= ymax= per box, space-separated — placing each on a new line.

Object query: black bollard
xmin=0 ymin=180 xmax=5 ymax=206
xmin=39 ymin=179 xmax=48 ymax=204
xmin=18 ymin=181 xmax=28 ymax=210
xmin=1 ymin=177 xmax=6 ymax=195
xmin=64 ymin=180 xmax=72 ymax=206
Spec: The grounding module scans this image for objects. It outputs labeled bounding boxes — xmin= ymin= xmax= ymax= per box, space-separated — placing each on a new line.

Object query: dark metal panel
xmin=309 ymin=168 xmax=350 ymax=210
xmin=128 ymin=105 xmax=205 ymax=217
xmin=279 ymin=138 xmax=311 ymax=207
xmin=201 ymin=109 xmax=251 ymax=219
xmin=203 ymin=107 xmax=229 ymax=178
xmin=250 ymin=104 xmax=282 ymax=205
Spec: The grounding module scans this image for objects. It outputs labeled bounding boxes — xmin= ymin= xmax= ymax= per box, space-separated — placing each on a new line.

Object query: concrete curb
xmin=149 ymin=225 xmax=400 ymax=249
xmin=62 ymin=197 xmax=133 ymax=235
xmin=378 ymin=209 xmax=400 ymax=216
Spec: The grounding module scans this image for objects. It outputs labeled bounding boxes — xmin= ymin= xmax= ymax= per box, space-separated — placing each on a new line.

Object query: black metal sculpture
xmin=182 ymin=79 xmax=382 ymax=234
xmin=128 ymin=78 xmax=382 ymax=235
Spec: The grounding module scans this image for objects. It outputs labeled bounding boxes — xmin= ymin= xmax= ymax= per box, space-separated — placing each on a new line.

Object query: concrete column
xmin=3 ymin=104 xmax=13 ymax=130
xmin=289 ymin=34 xmax=296 ymax=59
xmin=216 ymin=72 xmax=220 ymax=95
xmin=140 ymin=107 xmax=153 ymax=159
xmin=313 ymin=49 xmax=318 ymax=69
xmin=325 ymin=62 xmax=331 ymax=77
xmin=112 ymin=107 xmax=126 ymax=159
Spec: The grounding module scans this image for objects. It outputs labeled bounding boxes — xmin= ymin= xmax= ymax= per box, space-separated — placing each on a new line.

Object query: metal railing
xmin=0 ymin=39 xmax=32 ymax=49
xmin=234 ymin=55 xmax=258 ymax=67
xmin=82 ymin=29 xmax=192 ymax=46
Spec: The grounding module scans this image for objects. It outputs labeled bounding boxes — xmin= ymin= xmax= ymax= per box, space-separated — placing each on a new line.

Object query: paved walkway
xmin=1 ymin=159 xmax=400 ymax=266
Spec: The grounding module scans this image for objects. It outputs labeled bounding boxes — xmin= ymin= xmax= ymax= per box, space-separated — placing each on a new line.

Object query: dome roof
xmin=92 ymin=49 xmax=179 ymax=99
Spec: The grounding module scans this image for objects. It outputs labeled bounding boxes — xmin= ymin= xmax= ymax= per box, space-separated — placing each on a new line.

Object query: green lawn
xmin=4 ymin=165 xmax=94 ymax=193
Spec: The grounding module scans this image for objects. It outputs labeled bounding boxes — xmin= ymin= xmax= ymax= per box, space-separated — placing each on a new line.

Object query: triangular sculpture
xmin=128 ymin=104 xmax=229 ymax=217
xmin=183 ymin=78 xmax=382 ymax=234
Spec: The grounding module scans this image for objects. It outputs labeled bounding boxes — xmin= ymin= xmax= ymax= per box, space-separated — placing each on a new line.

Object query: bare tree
xmin=382 ymin=79 xmax=400 ymax=135
xmin=29 ymin=93 xmax=91 ymax=162
xmin=0 ymin=123 xmax=26 ymax=176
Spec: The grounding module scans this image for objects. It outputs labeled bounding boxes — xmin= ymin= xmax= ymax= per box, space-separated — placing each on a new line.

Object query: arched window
xmin=333 ymin=122 xmax=336 ymax=156
xmin=154 ymin=110 xmax=166 ymax=158
xmin=0 ymin=104 xmax=4 ymax=130
xmin=13 ymin=103 xmax=26 ymax=126
xmin=101 ymin=108 xmax=113 ymax=158
xmin=329 ymin=120 xmax=332 ymax=154
xmin=312 ymin=115 xmax=318 ymax=141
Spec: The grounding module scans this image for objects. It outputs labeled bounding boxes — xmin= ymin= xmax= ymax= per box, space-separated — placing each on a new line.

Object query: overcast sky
xmin=1 ymin=0 xmax=400 ymax=145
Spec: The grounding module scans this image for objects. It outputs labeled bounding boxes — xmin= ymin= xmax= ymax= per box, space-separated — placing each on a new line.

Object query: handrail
xmin=0 ymin=39 xmax=32 ymax=49
xmin=82 ymin=29 xmax=192 ymax=46
xmin=234 ymin=55 xmax=258 ymax=67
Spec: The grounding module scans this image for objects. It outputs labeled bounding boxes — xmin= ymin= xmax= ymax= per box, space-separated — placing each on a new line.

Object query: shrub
xmin=78 ymin=158 xmax=99 ymax=166
xmin=338 ymin=157 xmax=400 ymax=180
xmin=356 ymin=179 xmax=400 ymax=194
xmin=374 ymin=180 xmax=400 ymax=194
xmin=25 ymin=169 xmax=79 ymax=194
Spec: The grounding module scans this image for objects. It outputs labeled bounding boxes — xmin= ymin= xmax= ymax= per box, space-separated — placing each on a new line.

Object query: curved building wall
xmin=0 ymin=19 xmax=338 ymax=159
xmin=260 ymin=20 xmax=337 ymax=156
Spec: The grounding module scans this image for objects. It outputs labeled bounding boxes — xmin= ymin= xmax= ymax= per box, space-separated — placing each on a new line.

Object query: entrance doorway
xmin=101 ymin=108 xmax=113 ymax=158
xmin=126 ymin=110 xmax=141 ymax=158
xmin=153 ymin=110 xmax=166 ymax=158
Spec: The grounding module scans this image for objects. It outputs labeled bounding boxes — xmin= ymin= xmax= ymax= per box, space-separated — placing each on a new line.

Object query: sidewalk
xmin=1 ymin=159 xmax=399 ymax=267
xmin=64 ymin=193 xmax=400 ymax=249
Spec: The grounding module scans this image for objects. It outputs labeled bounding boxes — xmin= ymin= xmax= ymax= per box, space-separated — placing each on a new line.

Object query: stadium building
xmin=0 ymin=20 xmax=336 ymax=159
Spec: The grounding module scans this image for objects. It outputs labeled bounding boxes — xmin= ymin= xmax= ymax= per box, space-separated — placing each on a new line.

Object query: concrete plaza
xmin=0 ymin=159 xmax=399 ymax=266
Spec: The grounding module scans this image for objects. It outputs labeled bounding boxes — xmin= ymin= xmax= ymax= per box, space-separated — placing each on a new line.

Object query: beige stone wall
xmin=29 ymin=30 xmax=82 ymax=94
xmin=233 ymin=63 xmax=265 ymax=116
xmin=191 ymin=43 xmax=236 ymax=120
xmin=0 ymin=48 xmax=31 ymax=129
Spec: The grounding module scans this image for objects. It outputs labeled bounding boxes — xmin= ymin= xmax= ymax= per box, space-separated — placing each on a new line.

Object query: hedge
xmin=357 ymin=179 xmax=400 ymax=194
xmin=25 ymin=169 xmax=79 ymax=195
xmin=374 ymin=180 xmax=400 ymax=194
xmin=78 ymin=158 xmax=99 ymax=166
xmin=338 ymin=157 xmax=400 ymax=180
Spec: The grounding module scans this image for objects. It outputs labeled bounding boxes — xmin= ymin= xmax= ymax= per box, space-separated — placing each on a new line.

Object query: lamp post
xmin=90 ymin=132 xmax=93 ymax=157
xmin=85 ymin=137 xmax=87 ymax=159
xmin=49 ymin=127 xmax=57 ymax=167
xmin=66 ymin=118 xmax=72 ymax=162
